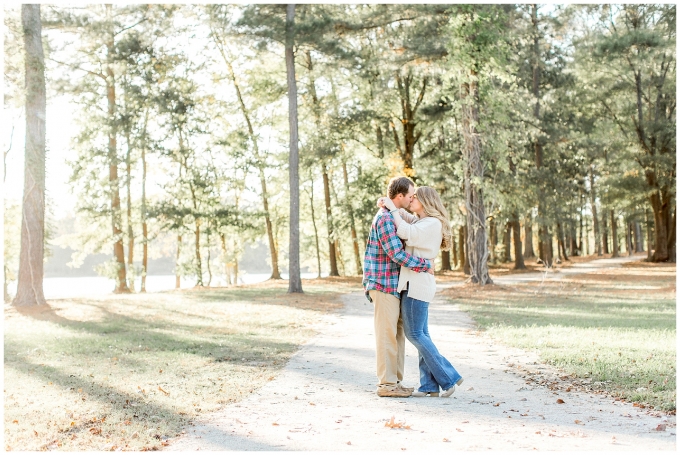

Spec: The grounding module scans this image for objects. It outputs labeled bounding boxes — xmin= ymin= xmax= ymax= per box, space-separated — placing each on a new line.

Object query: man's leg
xmin=396 ymin=311 xmax=405 ymax=383
xmin=369 ymin=290 xmax=401 ymax=385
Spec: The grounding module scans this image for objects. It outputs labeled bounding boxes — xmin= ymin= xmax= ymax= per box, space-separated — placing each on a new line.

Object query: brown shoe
xmin=397 ymin=382 xmax=414 ymax=393
xmin=377 ymin=385 xmax=412 ymax=398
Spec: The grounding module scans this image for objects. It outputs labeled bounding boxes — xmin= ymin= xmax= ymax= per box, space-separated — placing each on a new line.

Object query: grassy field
xmin=444 ymin=259 xmax=676 ymax=412
xmin=4 ymin=277 xmax=359 ymax=451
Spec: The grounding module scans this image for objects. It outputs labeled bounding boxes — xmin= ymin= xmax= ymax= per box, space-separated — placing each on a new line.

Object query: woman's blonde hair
xmin=415 ymin=186 xmax=452 ymax=251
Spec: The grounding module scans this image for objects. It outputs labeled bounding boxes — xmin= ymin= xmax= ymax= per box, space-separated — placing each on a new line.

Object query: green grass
xmin=4 ymin=278 xmax=355 ymax=451
xmin=446 ymin=263 xmax=676 ymax=412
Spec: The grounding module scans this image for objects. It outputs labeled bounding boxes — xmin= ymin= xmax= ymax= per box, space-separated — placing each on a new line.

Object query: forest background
xmin=3 ymin=3 xmax=676 ymax=298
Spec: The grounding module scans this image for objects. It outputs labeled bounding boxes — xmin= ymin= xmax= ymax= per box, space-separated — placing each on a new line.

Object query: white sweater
xmin=394 ymin=210 xmax=442 ymax=302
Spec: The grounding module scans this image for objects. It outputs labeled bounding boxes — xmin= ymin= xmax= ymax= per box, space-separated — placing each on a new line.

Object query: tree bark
xmin=308 ymin=173 xmax=322 ymax=278
xmin=140 ymin=111 xmax=148 ymax=292
xmin=503 ymin=221 xmax=512 ymax=263
xmin=589 ymin=167 xmax=602 ymax=256
xmin=451 ymin=231 xmax=458 ymax=268
xmin=511 ymin=214 xmax=526 ymax=270
xmin=488 ymin=217 xmax=497 ymax=263
xmin=175 ymin=234 xmax=182 ymax=289
xmin=610 ymin=210 xmax=619 ymax=258
xmin=461 ymin=74 xmax=491 ymax=285
xmin=342 ymin=161 xmax=362 ymax=275
xmin=394 ymin=71 xmax=427 ymax=172
xmin=286 ymin=4 xmax=302 ymax=293
xmin=441 ymin=250 xmax=452 ymax=271
xmin=634 ymin=222 xmax=643 ymax=252
xmin=125 ymin=129 xmax=134 ymax=291
xmin=557 ymin=221 xmax=569 ymax=261
xmin=105 ymin=4 xmax=129 ymax=294
xmin=459 ymin=225 xmax=468 ymax=274
xmin=625 ymin=222 xmax=633 ymax=256
xmin=602 ymin=209 xmax=609 ymax=255
xmin=524 ymin=214 xmax=535 ymax=258
xmin=322 ymin=166 xmax=339 ymax=276
xmin=13 ymin=4 xmax=47 ymax=307
xmin=645 ymin=209 xmax=653 ymax=260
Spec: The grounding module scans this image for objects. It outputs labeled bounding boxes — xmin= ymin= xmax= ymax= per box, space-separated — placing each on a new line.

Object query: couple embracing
xmin=362 ymin=176 xmax=464 ymax=398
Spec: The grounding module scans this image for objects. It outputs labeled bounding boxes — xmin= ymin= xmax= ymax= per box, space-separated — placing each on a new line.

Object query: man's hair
xmin=387 ymin=176 xmax=415 ymax=199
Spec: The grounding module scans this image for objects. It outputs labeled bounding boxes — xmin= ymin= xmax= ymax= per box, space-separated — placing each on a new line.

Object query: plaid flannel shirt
xmin=362 ymin=208 xmax=431 ymax=302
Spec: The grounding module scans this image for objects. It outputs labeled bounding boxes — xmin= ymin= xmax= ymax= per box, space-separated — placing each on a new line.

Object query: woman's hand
xmin=382 ymin=197 xmax=397 ymax=212
xmin=376 ymin=197 xmax=386 ymax=208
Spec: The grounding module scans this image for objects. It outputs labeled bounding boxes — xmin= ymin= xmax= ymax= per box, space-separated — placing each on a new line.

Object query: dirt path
xmin=168 ymin=256 xmax=675 ymax=451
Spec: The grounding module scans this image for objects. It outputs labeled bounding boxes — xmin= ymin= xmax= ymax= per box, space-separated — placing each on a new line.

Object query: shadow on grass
xmin=10 ymin=302 xmax=302 ymax=368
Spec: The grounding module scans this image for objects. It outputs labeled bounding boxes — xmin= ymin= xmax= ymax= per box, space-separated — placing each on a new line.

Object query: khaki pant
xmin=369 ymin=290 xmax=405 ymax=386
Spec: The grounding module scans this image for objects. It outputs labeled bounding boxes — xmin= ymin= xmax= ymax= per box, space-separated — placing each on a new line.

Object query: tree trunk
xmin=286 ymin=4 xmax=302 ymax=293
xmin=206 ymin=233 xmax=212 ymax=286
xmin=488 ymin=217 xmax=497 ymax=263
xmin=214 ymin=40 xmax=282 ymax=280
xmin=645 ymin=209 xmax=653 ymax=260
xmin=511 ymin=214 xmax=526 ymax=270
xmin=440 ymin=250 xmax=451 ymax=271
xmin=634 ymin=222 xmax=643 ymax=252
xmin=589 ymin=167 xmax=602 ymax=256
xmin=175 ymin=234 xmax=182 ymax=289
xmin=459 ymin=226 xmax=468 ymax=274
xmin=125 ymin=130 xmax=134 ymax=291
xmin=610 ymin=210 xmax=619 ymax=258
xmin=308 ymin=173 xmax=322 ymax=278
xmin=524 ymin=214 xmax=535 ymax=258
xmin=602 ymin=209 xmax=609 ymax=255
xmin=322 ymin=165 xmax=339 ymax=276
xmin=557 ymin=221 xmax=569 ymax=261
xmin=461 ymin=74 xmax=491 ymax=285
xmin=503 ymin=221 xmax=512 ymax=263
xmin=220 ymin=233 xmax=231 ymax=285
xmin=13 ymin=4 xmax=46 ymax=307
xmin=451 ymin=231 xmax=458 ymax=268
xmin=394 ymin=71 xmax=427 ymax=172
xmin=194 ymin=220 xmax=202 ymax=286
xmin=626 ymin=222 xmax=634 ymax=256
xmin=666 ymin=207 xmax=676 ymax=262
xmin=105 ymin=5 xmax=129 ymax=294
xmin=140 ymin=112 xmax=148 ymax=293
xmin=342 ymin=161 xmax=362 ymax=275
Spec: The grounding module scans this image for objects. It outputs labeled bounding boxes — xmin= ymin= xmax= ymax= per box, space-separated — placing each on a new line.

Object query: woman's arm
xmin=396 ymin=217 xmax=442 ymax=249
xmin=377 ymin=197 xmax=404 ymax=229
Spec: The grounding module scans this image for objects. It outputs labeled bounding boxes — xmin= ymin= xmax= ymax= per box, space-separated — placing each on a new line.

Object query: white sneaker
xmin=441 ymin=378 xmax=464 ymax=398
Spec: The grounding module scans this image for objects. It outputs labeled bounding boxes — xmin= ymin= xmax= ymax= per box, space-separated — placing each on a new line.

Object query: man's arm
xmin=376 ymin=213 xmax=431 ymax=272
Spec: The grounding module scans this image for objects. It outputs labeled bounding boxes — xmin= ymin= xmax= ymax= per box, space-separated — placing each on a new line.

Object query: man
xmin=363 ymin=176 xmax=433 ymax=398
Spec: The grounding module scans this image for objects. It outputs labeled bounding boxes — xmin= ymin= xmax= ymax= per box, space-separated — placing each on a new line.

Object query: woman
xmin=378 ymin=186 xmax=464 ymax=397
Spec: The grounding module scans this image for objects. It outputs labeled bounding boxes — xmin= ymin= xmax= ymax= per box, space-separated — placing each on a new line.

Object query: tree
xmin=13 ymin=4 xmax=47 ymax=307
xmin=286 ymin=4 xmax=302 ymax=293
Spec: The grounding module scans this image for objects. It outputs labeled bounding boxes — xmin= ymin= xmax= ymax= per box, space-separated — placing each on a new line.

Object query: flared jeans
xmin=400 ymin=290 xmax=462 ymax=392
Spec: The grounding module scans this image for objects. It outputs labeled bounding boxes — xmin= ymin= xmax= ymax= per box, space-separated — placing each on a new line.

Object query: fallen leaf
xmin=535 ymin=431 xmax=541 ymax=434
xmin=456 ymin=428 xmax=463 ymax=432
xmin=309 ymin=402 xmax=316 ymax=406
xmin=443 ymin=438 xmax=450 ymax=442
xmin=335 ymin=420 xmax=342 ymax=423
xmin=33 ymin=430 xmax=38 ymax=436
xmin=90 ymin=427 xmax=102 ymax=435
xmin=158 ymin=386 xmax=170 ymax=396
xmin=493 ymin=402 xmax=500 ymax=407
xmin=12 ymin=420 xmax=18 ymax=424
xmin=461 ymin=420 xmax=469 ymax=423
xmin=655 ymin=424 xmax=667 ymax=431
xmin=556 ymin=399 xmax=565 ymax=404
xmin=272 ymin=423 xmax=279 ymax=426
xmin=346 ymin=441 xmax=351 ymax=445
xmin=575 ymin=420 xmax=584 ymax=425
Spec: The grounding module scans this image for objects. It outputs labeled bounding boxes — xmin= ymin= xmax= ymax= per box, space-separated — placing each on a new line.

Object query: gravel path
xmin=168 ymin=257 xmax=676 ymax=451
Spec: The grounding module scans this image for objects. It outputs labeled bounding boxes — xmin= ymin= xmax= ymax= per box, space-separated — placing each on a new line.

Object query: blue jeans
xmin=401 ymin=290 xmax=462 ymax=392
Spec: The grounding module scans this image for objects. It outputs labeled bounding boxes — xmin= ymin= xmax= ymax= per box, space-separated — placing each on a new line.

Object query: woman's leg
xmin=401 ymin=291 xmax=438 ymax=392
xmin=401 ymin=292 xmax=462 ymax=391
